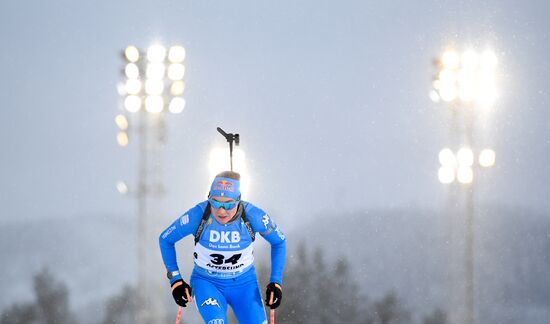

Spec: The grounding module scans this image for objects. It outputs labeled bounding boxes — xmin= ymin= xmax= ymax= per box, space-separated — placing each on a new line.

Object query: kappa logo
xmin=262 ymin=215 xmax=270 ymax=229
xmin=180 ymin=214 xmax=189 ymax=225
xmin=213 ymin=180 xmax=234 ymax=192
xmin=201 ymin=297 xmax=221 ymax=308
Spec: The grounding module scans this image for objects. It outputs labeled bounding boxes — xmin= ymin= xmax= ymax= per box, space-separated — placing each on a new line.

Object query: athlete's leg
xmin=226 ymin=278 xmax=267 ymax=324
xmin=191 ymin=275 xmax=228 ymax=324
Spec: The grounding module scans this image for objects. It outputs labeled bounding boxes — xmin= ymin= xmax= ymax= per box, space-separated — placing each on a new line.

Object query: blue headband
xmin=209 ymin=177 xmax=241 ymax=200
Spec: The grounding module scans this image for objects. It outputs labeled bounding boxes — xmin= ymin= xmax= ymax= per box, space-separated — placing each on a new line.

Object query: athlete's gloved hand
xmin=265 ymin=282 xmax=282 ymax=309
xmin=171 ymin=279 xmax=192 ymax=307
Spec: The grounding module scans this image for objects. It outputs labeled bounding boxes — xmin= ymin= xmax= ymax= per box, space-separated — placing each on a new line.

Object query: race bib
xmin=194 ymin=243 xmax=254 ymax=273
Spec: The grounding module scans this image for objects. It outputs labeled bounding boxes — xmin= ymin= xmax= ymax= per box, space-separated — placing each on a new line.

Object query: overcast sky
xmin=1 ymin=0 xmax=549 ymax=227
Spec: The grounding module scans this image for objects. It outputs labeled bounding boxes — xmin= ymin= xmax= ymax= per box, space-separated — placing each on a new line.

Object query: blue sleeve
xmin=245 ymin=202 xmax=287 ymax=286
xmin=159 ymin=201 xmax=207 ymax=284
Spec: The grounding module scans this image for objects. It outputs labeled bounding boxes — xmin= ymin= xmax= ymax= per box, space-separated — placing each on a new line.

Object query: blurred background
xmin=1 ymin=0 xmax=549 ymax=323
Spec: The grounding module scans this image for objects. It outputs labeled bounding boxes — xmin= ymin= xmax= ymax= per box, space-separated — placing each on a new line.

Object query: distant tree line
xmin=0 ymin=268 xmax=76 ymax=324
xmin=1 ymin=246 xmax=447 ymax=324
xmin=258 ymin=243 xmax=447 ymax=324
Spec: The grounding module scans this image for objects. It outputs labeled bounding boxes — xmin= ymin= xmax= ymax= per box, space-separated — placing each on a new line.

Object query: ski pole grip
xmin=185 ymin=288 xmax=192 ymax=304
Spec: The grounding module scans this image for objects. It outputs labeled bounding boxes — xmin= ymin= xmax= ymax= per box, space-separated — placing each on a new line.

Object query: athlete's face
xmin=210 ymin=196 xmax=239 ymax=224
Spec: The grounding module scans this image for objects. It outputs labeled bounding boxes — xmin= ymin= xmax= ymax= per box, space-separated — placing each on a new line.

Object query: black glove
xmin=265 ymin=282 xmax=282 ymax=309
xmin=171 ymin=280 xmax=192 ymax=307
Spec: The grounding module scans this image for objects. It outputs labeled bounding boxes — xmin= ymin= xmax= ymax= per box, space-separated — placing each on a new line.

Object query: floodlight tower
xmin=432 ymin=48 xmax=498 ymax=324
xmin=116 ymin=44 xmax=187 ymax=324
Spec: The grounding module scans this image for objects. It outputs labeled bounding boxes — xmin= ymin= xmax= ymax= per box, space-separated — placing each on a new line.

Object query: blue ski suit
xmin=159 ymin=200 xmax=287 ymax=324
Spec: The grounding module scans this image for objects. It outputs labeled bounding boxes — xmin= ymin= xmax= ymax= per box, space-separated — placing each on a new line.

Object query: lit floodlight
xmin=147 ymin=44 xmax=167 ymax=63
xmin=145 ymin=79 xmax=164 ymax=96
xmin=124 ymin=45 xmax=140 ymax=63
xmin=457 ymin=166 xmax=473 ymax=184
xmin=168 ymin=97 xmax=186 ymax=114
xmin=442 ymin=50 xmax=460 ymax=69
xmin=124 ymin=95 xmax=141 ymax=113
xmin=438 ymin=69 xmax=458 ymax=102
xmin=117 ymin=131 xmax=129 ymax=147
xmin=458 ymin=69 xmax=475 ymax=88
xmin=434 ymin=48 xmax=498 ymax=107
xmin=479 ymin=149 xmax=496 ymax=167
xmin=145 ymin=95 xmax=164 ymax=113
xmin=116 ymin=181 xmax=129 ymax=195
xmin=167 ymin=63 xmax=185 ymax=81
xmin=125 ymin=79 xmax=142 ymax=95
xmin=208 ymin=147 xmax=249 ymax=196
xmin=439 ymin=84 xmax=457 ymax=102
xmin=168 ymin=46 xmax=186 ymax=63
xmin=115 ymin=114 xmax=128 ymax=130
xmin=457 ymin=147 xmax=474 ymax=167
xmin=439 ymin=148 xmax=457 ymax=167
xmin=429 ymin=90 xmax=440 ymax=103
xmin=459 ymin=85 xmax=475 ymax=102
xmin=439 ymin=69 xmax=457 ymax=84
xmin=171 ymin=81 xmax=185 ymax=96
xmin=438 ymin=166 xmax=455 ymax=184
xmin=146 ymin=62 xmax=166 ymax=79
xmin=461 ymin=50 xmax=478 ymax=69
xmin=125 ymin=63 xmax=140 ymax=79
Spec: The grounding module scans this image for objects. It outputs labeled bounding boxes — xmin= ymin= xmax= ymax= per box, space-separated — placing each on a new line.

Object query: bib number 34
xmin=209 ymin=253 xmax=242 ymax=265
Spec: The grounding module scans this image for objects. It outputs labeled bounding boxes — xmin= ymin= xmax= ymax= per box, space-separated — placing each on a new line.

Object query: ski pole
xmin=186 ymin=288 xmax=192 ymax=305
xmin=269 ymin=293 xmax=275 ymax=324
xmin=175 ymin=289 xmax=192 ymax=324
xmin=175 ymin=306 xmax=182 ymax=324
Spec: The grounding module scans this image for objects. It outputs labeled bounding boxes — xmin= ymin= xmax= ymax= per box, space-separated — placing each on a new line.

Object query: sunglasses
xmin=209 ymin=198 xmax=239 ymax=210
